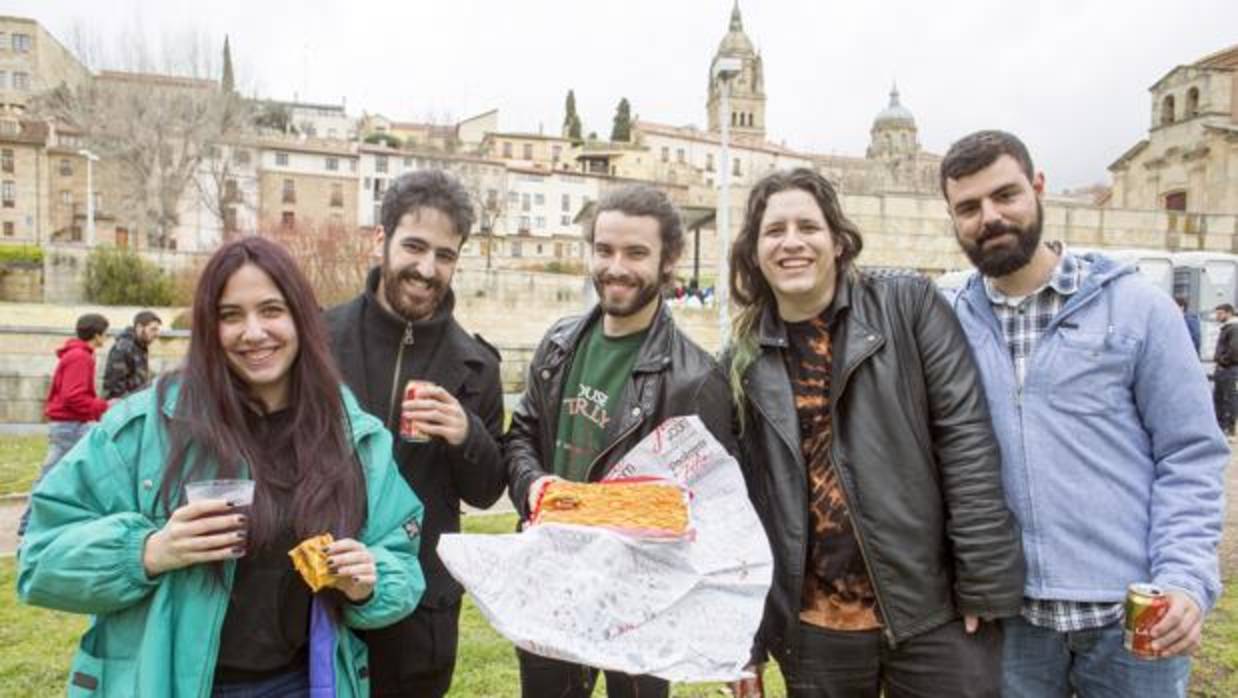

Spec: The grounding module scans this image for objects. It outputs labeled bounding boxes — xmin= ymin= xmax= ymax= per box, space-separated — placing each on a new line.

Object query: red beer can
xmin=1124 ymin=582 xmax=1169 ymax=658
xmin=399 ymin=380 xmax=432 ymax=443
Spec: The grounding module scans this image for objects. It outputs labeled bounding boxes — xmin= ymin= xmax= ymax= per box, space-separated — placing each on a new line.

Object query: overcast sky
xmin=12 ymin=0 xmax=1237 ymax=190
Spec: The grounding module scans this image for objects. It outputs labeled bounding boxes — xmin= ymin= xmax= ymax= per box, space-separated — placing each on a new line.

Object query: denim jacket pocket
xmin=1048 ymin=329 xmax=1138 ymax=415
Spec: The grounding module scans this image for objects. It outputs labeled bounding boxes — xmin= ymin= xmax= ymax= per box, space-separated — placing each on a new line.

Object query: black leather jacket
xmin=729 ymin=273 xmax=1024 ymax=659
xmin=505 ymin=302 xmax=736 ymax=518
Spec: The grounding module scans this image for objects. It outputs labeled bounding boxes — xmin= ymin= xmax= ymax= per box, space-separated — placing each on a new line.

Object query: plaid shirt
xmin=984 ymin=244 xmax=1124 ymax=632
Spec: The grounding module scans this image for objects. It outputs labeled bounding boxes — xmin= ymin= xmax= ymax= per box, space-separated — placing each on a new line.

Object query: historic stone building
xmin=809 ymin=85 xmax=942 ymax=195
xmin=706 ymin=2 xmax=766 ymax=145
xmin=0 ymin=16 xmax=91 ymax=113
xmin=1108 ymin=44 xmax=1238 ymax=214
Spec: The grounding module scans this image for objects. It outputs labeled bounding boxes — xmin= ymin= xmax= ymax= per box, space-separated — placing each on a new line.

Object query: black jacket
xmin=325 ymin=268 xmax=505 ymax=609
xmin=102 ymin=327 xmax=150 ymax=399
xmin=729 ymin=273 xmax=1024 ymax=659
xmin=505 ymin=302 xmax=736 ymax=518
xmin=1215 ymin=320 xmax=1238 ymax=368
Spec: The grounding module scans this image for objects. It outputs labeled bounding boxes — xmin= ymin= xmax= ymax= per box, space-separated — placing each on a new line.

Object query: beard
xmin=381 ymin=260 xmax=447 ymax=323
xmin=957 ymin=201 xmax=1044 ymax=278
xmin=593 ymin=270 xmax=662 ymax=318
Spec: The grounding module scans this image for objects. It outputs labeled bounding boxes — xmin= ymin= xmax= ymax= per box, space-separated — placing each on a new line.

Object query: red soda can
xmin=399 ymin=380 xmax=432 ymax=443
xmin=1124 ymin=582 xmax=1169 ymax=657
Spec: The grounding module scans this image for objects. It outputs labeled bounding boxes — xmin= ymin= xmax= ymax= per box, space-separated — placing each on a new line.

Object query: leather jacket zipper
xmin=387 ymin=324 xmax=414 ymax=430
xmin=585 ymin=409 xmax=645 ymax=482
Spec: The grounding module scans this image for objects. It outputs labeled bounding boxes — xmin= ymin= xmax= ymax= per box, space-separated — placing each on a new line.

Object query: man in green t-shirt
xmin=505 ymin=184 xmax=736 ymax=698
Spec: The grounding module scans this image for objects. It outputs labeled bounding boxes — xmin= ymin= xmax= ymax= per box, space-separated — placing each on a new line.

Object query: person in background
xmin=17 ymin=312 xmax=111 ymax=537
xmin=103 ymin=309 xmax=163 ymax=400
xmin=1213 ymin=303 xmax=1238 ymax=437
xmin=1172 ymin=297 xmax=1201 ymax=354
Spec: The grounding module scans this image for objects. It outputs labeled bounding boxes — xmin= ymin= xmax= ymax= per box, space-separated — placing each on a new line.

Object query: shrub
xmin=254 ymin=218 xmax=373 ymax=307
xmin=83 ymin=246 xmax=175 ymax=306
xmin=363 ymin=133 xmax=403 ymax=149
xmin=0 ymin=244 xmax=43 ymax=266
xmin=541 ymin=260 xmax=585 ymax=275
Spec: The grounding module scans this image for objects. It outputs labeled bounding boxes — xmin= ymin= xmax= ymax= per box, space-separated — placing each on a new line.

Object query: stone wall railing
xmin=0 ymin=326 xmax=538 ymax=424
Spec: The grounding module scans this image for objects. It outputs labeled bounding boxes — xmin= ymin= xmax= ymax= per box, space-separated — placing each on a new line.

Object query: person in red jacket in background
xmin=18 ymin=313 xmax=111 ymax=537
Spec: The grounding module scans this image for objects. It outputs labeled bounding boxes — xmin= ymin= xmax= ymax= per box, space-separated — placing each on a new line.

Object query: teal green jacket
xmin=17 ymin=381 xmax=425 ymax=698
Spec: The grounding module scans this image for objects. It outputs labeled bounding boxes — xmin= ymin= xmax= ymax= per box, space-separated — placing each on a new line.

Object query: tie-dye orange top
xmin=783 ymin=313 xmax=881 ymax=631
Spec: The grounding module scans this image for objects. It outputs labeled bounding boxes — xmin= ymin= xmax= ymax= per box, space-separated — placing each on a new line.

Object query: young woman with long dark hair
xmin=18 ymin=236 xmax=425 ymax=698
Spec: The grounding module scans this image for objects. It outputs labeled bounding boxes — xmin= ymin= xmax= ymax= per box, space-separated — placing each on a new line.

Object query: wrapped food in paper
xmin=439 ymin=416 xmax=773 ymax=684
xmin=531 ymin=477 xmax=691 ymax=539
xmin=288 ymin=533 xmax=340 ymax=593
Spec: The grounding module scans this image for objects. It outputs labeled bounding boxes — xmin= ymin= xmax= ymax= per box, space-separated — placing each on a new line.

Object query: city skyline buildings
xmin=7 ymin=0 xmax=1236 ymax=191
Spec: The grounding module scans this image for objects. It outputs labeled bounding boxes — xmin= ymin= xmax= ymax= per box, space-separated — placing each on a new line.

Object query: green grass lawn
xmin=1191 ymin=580 xmax=1238 ymax=697
xmin=0 ymin=435 xmax=45 ymax=495
xmin=0 ymin=431 xmax=1229 ymax=696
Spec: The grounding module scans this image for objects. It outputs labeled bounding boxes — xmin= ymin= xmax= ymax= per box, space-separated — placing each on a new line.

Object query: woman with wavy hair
xmin=19 ymin=236 xmax=425 ymax=698
xmin=724 ymin=168 xmax=1023 ymax=698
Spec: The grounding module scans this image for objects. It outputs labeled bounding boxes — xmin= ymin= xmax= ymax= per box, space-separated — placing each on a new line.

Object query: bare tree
xmin=255 ymin=217 xmax=373 ymax=307
xmin=193 ymin=141 xmax=258 ymax=237
xmin=438 ymin=157 xmax=508 ymax=270
xmin=34 ymin=26 xmax=250 ymax=249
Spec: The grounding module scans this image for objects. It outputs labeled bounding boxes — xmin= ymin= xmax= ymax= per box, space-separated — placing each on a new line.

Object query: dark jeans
xmin=777 ymin=620 xmax=1002 ymax=698
xmin=516 ymin=648 xmax=669 ymax=698
xmin=211 ymin=670 xmax=308 ymax=698
xmin=364 ymin=601 xmax=461 ymax=697
xmin=1213 ymin=366 xmax=1237 ymax=434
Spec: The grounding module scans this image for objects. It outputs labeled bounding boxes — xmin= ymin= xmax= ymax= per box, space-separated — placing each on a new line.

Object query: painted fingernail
xmin=231 ymin=547 xmax=245 ymax=555
xmin=235 ymin=531 xmax=246 ymax=540
xmin=226 ymin=500 xmax=238 ymax=508
xmin=353 ymin=576 xmax=361 ymax=583
xmin=237 ymin=515 xmax=248 ymax=524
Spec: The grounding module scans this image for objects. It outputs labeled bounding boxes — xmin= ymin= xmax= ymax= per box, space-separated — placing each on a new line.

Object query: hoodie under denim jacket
xmin=952 ymin=252 xmax=1227 ymax=612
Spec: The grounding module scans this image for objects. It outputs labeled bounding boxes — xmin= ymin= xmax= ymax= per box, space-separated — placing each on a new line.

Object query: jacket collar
xmin=755 ymin=271 xmax=855 ymax=348
xmin=553 ymin=299 xmax=676 ymax=373
xmin=358 ymin=266 xmax=487 ymax=368
xmin=752 ymin=271 xmax=884 ymax=391
xmin=960 ymin=247 xmax=1134 ymax=319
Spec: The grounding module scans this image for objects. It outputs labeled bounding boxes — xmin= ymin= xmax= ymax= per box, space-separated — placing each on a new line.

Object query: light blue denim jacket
xmin=952 ymin=252 xmax=1227 ymax=611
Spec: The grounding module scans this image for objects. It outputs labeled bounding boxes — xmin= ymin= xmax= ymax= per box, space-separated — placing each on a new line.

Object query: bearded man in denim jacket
xmin=942 ymin=130 xmax=1227 ymax=698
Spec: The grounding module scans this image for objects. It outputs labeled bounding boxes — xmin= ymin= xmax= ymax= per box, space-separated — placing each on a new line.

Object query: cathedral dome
xmin=873 ymin=85 xmax=916 ymax=128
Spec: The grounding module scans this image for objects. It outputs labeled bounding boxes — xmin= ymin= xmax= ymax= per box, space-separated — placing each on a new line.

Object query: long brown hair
xmin=727 ymin=168 xmax=864 ymax=428
xmin=156 ymin=236 xmax=366 ymax=550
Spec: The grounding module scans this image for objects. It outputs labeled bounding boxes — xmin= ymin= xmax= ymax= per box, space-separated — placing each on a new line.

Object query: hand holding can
xmin=400 ymin=380 xmax=433 ymax=442
xmin=400 ymin=380 xmax=471 ymax=446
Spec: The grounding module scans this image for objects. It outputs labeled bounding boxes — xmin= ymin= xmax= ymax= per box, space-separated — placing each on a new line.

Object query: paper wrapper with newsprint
xmin=438 ymin=416 xmax=773 ymax=683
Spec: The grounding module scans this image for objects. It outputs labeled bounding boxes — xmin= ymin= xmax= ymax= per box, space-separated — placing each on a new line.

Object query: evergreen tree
xmin=221 ymin=36 xmax=235 ymax=93
xmin=610 ymin=97 xmax=632 ymax=142
xmin=564 ymin=89 xmax=583 ymax=141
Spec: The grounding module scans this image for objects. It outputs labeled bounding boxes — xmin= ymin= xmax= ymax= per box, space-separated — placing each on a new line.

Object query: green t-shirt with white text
xmin=551 ymin=322 xmax=647 ymax=483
